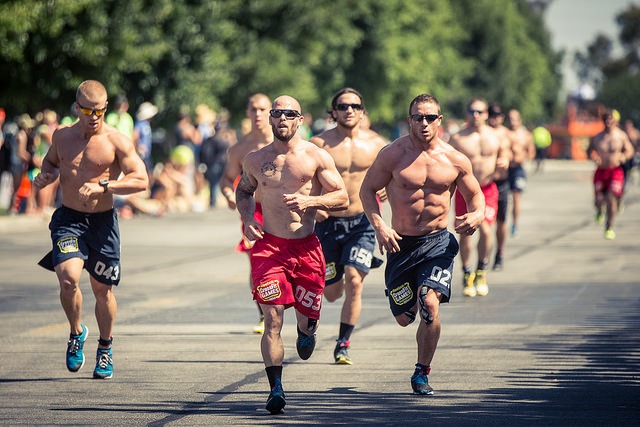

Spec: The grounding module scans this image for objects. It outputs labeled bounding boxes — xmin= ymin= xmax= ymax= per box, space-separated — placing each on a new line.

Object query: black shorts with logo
xmin=384 ymin=229 xmax=459 ymax=317
xmin=38 ymin=205 xmax=121 ymax=286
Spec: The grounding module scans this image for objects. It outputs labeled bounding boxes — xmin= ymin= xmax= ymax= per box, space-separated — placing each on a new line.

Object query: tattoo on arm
xmin=236 ymin=172 xmax=257 ymax=196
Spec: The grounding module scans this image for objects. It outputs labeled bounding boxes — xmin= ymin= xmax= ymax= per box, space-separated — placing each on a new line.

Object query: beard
xmin=272 ymin=123 xmax=297 ymax=142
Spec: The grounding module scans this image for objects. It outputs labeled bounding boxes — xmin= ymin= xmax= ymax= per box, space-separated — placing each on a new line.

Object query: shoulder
xmin=361 ymin=128 xmax=388 ymax=148
xmin=310 ymin=128 xmax=339 ymax=148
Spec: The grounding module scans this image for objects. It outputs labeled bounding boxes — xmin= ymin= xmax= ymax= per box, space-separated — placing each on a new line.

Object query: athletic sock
xmin=265 ymin=366 xmax=283 ymax=389
xmin=338 ymin=323 xmax=354 ymax=342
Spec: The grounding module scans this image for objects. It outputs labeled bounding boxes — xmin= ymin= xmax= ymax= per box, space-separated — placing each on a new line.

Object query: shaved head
xmin=76 ymin=80 xmax=108 ymax=106
xmin=273 ymin=95 xmax=301 ymax=113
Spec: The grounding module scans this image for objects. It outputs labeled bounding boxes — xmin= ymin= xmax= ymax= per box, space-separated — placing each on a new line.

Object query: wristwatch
xmin=99 ymin=178 xmax=109 ymax=193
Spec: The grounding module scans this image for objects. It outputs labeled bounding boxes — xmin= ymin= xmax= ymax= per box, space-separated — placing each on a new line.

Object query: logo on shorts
xmin=326 ymin=262 xmax=336 ymax=280
xmin=57 ymin=237 xmax=79 ymax=253
xmin=257 ymin=280 xmax=281 ymax=301
xmin=389 ymin=282 xmax=413 ymax=305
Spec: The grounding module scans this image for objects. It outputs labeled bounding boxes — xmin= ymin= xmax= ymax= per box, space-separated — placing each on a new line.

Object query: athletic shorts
xmin=38 ymin=205 xmax=121 ymax=286
xmin=495 ymin=179 xmax=510 ymax=223
xmin=250 ymin=232 xmax=325 ymax=320
xmin=236 ymin=203 xmax=263 ymax=253
xmin=594 ymin=166 xmax=624 ymax=198
xmin=384 ymin=229 xmax=459 ymax=317
xmin=314 ymin=213 xmax=383 ymax=285
xmin=508 ymin=165 xmax=527 ymax=192
xmin=455 ymin=182 xmax=498 ymax=225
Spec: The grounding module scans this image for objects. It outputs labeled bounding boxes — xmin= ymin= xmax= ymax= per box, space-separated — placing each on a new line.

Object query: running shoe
xmin=265 ymin=381 xmax=286 ymax=414
xmin=93 ymin=348 xmax=113 ymax=379
xmin=296 ymin=332 xmax=316 ymax=360
xmin=492 ymin=254 xmax=503 ymax=271
xmin=462 ymin=272 xmax=476 ymax=297
xmin=510 ymin=225 xmax=518 ymax=237
xmin=410 ymin=372 xmax=434 ymax=395
xmin=604 ymin=229 xmax=616 ymax=240
xmin=334 ymin=339 xmax=352 ymax=365
xmin=253 ymin=316 xmax=265 ymax=334
xmin=66 ymin=324 xmax=88 ymax=372
xmin=475 ymin=269 xmax=489 ymax=296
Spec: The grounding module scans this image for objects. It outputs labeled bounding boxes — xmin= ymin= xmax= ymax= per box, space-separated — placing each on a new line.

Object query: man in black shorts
xmin=311 ymin=88 xmax=387 ymax=365
xmin=34 ymin=80 xmax=148 ymax=379
xmin=360 ymin=94 xmax=484 ymax=395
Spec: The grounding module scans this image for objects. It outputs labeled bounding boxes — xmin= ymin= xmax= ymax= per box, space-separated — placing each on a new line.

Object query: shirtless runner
xmin=360 ymin=93 xmax=484 ymax=395
xmin=311 ymin=87 xmax=387 ymax=365
xmin=236 ymin=95 xmax=348 ymax=414
xmin=219 ymin=93 xmax=273 ymax=333
xmin=34 ymin=80 xmax=148 ymax=379
xmin=587 ymin=109 xmax=635 ymax=240
xmin=449 ymin=97 xmax=509 ymax=297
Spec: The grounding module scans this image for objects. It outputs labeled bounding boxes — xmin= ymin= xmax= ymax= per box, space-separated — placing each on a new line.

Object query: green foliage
xmin=450 ymin=0 xmax=560 ymax=123
xmin=576 ymin=4 xmax=640 ymax=123
xmin=0 ymin=0 xmax=560 ymax=131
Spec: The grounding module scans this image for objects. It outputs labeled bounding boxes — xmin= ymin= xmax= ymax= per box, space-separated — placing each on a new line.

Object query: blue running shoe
xmin=93 ymin=348 xmax=113 ymax=379
xmin=66 ymin=324 xmax=88 ymax=372
xmin=296 ymin=332 xmax=316 ymax=360
xmin=411 ymin=372 xmax=434 ymax=395
xmin=265 ymin=381 xmax=286 ymax=414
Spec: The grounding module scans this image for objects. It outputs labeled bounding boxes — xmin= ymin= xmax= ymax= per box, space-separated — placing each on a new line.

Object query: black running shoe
xmin=265 ymin=382 xmax=286 ymax=414
xmin=296 ymin=332 xmax=316 ymax=360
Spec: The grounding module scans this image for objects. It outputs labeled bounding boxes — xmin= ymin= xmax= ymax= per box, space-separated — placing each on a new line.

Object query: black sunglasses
xmin=335 ymin=103 xmax=364 ymax=111
xmin=410 ymin=114 xmax=440 ymax=123
xmin=468 ymin=109 xmax=486 ymax=116
xmin=269 ymin=109 xmax=301 ymax=119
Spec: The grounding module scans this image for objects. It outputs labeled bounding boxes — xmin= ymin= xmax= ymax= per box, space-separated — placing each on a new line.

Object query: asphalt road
xmin=0 ymin=160 xmax=638 ymax=426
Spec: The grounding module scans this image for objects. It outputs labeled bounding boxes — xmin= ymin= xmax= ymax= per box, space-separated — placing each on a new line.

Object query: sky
xmin=544 ymin=0 xmax=637 ymax=96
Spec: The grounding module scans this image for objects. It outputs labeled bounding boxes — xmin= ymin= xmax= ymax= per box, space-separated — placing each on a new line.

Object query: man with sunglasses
xmin=360 ymin=93 xmax=484 ymax=396
xmin=236 ymin=95 xmax=348 ymax=414
xmin=310 ymin=87 xmax=387 ymax=365
xmin=34 ymin=80 xmax=148 ymax=380
xmin=220 ymin=93 xmax=274 ymax=334
xmin=449 ymin=98 xmax=510 ymax=298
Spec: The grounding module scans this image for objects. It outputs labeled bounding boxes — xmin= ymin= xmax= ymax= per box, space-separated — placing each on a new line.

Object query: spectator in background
xmin=106 ymin=95 xmax=134 ymax=139
xmin=199 ymin=131 xmax=227 ymax=208
xmin=175 ymin=106 xmax=202 ymax=153
xmin=133 ymin=101 xmax=159 ymax=174
xmin=10 ymin=114 xmax=35 ymax=214
xmin=532 ymin=124 xmax=552 ymax=173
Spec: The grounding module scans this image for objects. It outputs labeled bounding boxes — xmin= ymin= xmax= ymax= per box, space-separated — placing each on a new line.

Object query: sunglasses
xmin=468 ymin=109 xmax=486 ymax=116
xmin=335 ymin=103 xmax=364 ymax=111
xmin=269 ymin=109 xmax=301 ymax=119
xmin=410 ymin=114 xmax=440 ymax=123
xmin=77 ymin=103 xmax=108 ymax=117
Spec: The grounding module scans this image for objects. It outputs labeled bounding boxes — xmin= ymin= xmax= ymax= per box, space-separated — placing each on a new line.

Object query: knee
xmin=323 ymin=283 xmax=343 ymax=302
xmin=395 ymin=311 xmax=415 ymax=327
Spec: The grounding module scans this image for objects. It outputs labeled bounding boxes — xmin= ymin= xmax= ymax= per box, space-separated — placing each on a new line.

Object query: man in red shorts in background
xmin=220 ymin=93 xmax=273 ymax=333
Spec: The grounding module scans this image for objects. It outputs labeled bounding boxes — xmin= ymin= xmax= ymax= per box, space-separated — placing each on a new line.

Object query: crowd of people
xmin=4 ymin=79 xmax=638 ymax=415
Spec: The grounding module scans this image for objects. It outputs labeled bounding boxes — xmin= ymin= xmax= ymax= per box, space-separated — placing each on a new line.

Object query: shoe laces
xmin=67 ymin=338 xmax=81 ymax=355
xmin=96 ymin=351 xmax=112 ymax=369
xmin=411 ymin=372 xmax=428 ymax=385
